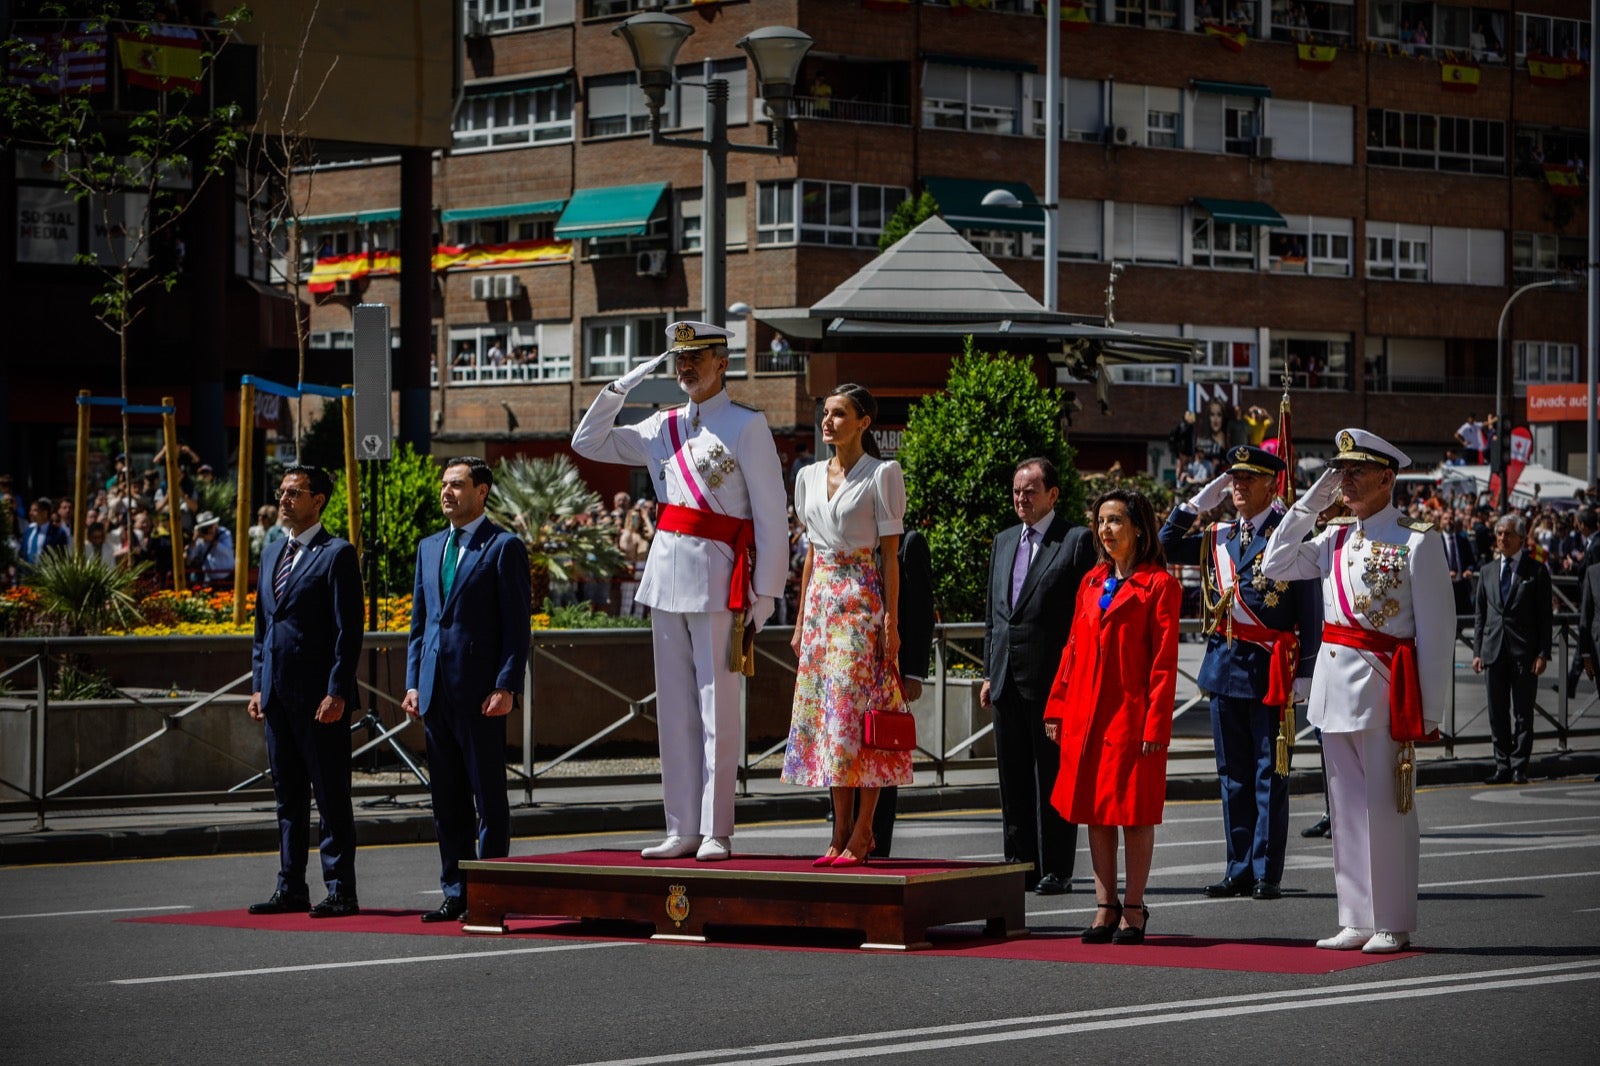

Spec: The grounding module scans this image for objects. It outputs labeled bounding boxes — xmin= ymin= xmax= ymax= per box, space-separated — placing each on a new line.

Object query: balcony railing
xmin=1368 ymin=374 xmax=1495 ymax=395
xmin=755 ymin=349 xmax=804 ymax=375
xmin=430 ymin=363 xmax=572 ymax=386
xmin=792 ymin=95 xmax=910 ymax=127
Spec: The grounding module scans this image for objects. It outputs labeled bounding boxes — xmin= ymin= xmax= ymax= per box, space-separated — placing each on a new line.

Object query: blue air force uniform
xmin=1159 ymin=445 xmax=1321 ymax=894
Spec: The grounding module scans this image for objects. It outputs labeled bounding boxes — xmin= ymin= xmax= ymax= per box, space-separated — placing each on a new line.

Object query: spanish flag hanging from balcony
xmin=432 ymin=239 xmax=574 ymax=271
xmin=1060 ymin=1 xmax=1091 ymax=31
xmin=1296 ymin=43 xmax=1336 ymax=70
xmin=115 ymin=30 xmax=203 ymax=92
xmin=306 ymin=253 xmax=370 ymax=295
xmin=1527 ymin=54 xmax=1573 ymax=85
xmin=1440 ymin=60 xmax=1479 ymax=92
xmin=1202 ymin=20 xmax=1248 ymax=53
xmin=1542 ymin=164 xmax=1583 ymax=197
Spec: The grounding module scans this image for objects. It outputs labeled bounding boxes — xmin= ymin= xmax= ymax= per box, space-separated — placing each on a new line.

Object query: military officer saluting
xmin=571 ymin=321 xmax=788 ymax=862
xmin=1262 ymin=428 xmax=1453 ymax=953
xmin=1160 ymin=444 xmax=1321 ymax=902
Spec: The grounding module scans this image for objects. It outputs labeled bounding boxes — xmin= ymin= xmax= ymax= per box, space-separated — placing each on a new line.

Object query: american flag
xmin=8 ymin=29 xmax=108 ymax=94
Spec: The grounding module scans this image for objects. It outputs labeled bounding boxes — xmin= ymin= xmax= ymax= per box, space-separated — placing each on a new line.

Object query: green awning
xmin=297 ymin=212 xmax=358 ymax=227
xmin=923 ymin=176 xmax=1044 ymax=235
xmin=554 ymin=182 xmax=668 ymax=240
xmin=1193 ymin=198 xmax=1286 ymax=227
xmin=441 ymin=199 xmax=566 ymax=224
xmin=355 ymin=208 xmax=401 ymax=224
xmin=923 ymin=52 xmax=1038 ymax=74
xmin=1191 ymin=79 xmax=1272 ymax=98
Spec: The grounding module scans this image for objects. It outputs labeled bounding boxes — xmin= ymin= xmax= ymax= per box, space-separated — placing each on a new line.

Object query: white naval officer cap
xmin=665 ymin=320 xmax=734 ymax=354
xmin=1329 ymin=427 xmax=1411 ymax=471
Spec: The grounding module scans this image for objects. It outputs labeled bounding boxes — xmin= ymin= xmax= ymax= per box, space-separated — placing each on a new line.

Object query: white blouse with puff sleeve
xmin=793 ymin=455 xmax=906 ymax=552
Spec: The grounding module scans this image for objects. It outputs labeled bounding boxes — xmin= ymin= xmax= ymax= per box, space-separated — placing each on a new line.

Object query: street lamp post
xmin=1494 ymin=275 xmax=1585 ymax=494
xmin=615 ymin=14 xmax=812 ymax=329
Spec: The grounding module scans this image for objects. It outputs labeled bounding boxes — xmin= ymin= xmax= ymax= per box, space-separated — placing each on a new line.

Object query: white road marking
xmin=1430 ymin=814 xmax=1600 ymax=831
xmin=566 ymin=961 xmax=1600 ymax=1066
xmin=0 ymin=905 xmax=192 ymax=920
xmin=109 ymin=940 xmax=634 ymax=985
xmin=1420 ymin=869 xmax=1600 ymax=889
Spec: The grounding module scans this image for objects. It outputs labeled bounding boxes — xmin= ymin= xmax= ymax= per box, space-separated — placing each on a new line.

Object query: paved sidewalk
xmin=4 ymin=736 xmax=1597 ymax=866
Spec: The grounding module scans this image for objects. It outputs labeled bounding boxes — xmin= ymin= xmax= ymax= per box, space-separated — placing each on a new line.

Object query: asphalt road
xmin=3 ymin=779 xmax=1597 ymax=1066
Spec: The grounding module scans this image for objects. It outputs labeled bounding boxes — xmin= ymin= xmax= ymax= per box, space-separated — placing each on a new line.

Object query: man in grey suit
xmin=980 ymin=458 xmax=1097 ymax=894
xmin=1473 ymin=514 xmax=1552 ymax=784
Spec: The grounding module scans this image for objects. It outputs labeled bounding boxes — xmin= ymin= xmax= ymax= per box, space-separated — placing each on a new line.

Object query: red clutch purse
xmin=864 ymin=669 xmax=916 ymax=752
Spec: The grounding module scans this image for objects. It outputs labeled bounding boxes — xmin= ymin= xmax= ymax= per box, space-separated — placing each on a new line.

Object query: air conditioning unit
xmin=1104 ymin=124 xmax=1132 ymax=146
xmin=490 ymin=273 xmax=522 ymax=299
xmin=332 ymin=279 xmax=356 ymax=296
xmin=1253 ymin=135 xmax=1274 ymax=159
xmin=636 ymin=249 xmax=668 ymax=277
xmin=470 ymin=274 xmax=493 ymax=300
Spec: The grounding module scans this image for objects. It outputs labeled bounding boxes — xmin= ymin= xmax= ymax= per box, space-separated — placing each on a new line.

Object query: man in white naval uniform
xmin=571 ymin=321 xmax=788 ymax=861
xmin=1262 ymin=428 xmax=1453 ymax=953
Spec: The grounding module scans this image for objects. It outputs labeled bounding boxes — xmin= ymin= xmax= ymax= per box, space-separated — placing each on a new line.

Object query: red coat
xmin=1044 ymin=561 xmax=1181 ymax=827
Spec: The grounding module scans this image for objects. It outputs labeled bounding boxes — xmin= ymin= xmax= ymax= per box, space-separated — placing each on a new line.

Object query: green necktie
xmin=441 ymin=527 xmax=461 ymax=597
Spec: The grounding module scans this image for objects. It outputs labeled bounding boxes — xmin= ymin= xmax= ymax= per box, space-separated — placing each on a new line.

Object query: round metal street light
xmin=737 ymin=26 xmax=815 ymax=123
xmin=613 ymin=13 xmax=695 ymax=117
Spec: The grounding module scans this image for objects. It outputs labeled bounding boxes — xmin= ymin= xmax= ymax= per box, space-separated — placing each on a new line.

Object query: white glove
xmin=749 ymin=594 xmax=775 ymax=633
xmin=1293 ymin=677 xmax=1311 ymax=703
xmin=1186 ymin=472 xmax=1234 ymax=513
xmin=609 ymin=350 xmax=670 ymax=395
xmin=1302 ymin=467 xmax=1341 ymax=511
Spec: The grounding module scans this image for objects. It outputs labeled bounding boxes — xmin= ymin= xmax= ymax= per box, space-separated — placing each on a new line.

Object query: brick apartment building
xmin=291 ymin=0 xmax=1592 ymax=497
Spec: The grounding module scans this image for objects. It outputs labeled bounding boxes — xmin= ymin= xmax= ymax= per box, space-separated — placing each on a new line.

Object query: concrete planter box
xmin=909 ymin=677 xmax=995 ymax=760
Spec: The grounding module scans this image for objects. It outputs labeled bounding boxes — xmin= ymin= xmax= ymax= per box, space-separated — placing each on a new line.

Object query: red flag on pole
xmin=1275 ymin=377 xmax=1296 ymax=506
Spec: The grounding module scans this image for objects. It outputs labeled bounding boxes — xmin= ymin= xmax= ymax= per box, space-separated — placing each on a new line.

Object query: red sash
xmin=1321 ymin=621 xmax=1437 ymax=742
xmin=656 ymin=503 xmax=754 ymax=612
xmin=1230 ymin=621 xmax=1298 ymax=710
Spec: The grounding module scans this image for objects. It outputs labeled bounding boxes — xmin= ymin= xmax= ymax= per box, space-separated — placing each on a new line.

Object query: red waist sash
xmin=1230 ymin=621 xmax=1298 ymax=710
xmin=656 ymin=503 xmax=754 ymax=611
xmin=1321 ymin=621 xmax=1437 ymax=742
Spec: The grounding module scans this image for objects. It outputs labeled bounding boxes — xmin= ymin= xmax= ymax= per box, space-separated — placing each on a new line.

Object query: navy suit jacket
xmin=1159 ymin=507 xmax=1321 ymax=701
xmin=251 ymin=528 xmax=364 ymax=711
xmin=23 ymin=521 xmax=69 ymax=562
xmin=1473 ymin=553 xmax=1553 ymax=665
xmin=405 ymin=519 xmax=531 ymax=715
xmin=984 ymin=515 xmax=1098 ymax=707
xmin=897 ymin=529 xmax=936 ymax=680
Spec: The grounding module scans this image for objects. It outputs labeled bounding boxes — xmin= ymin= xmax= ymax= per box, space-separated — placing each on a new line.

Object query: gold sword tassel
xmin=1275 ymin=704 xmax=1294 ymax=776
xmin=1395 ymin=741 xmax=1416 ymax=814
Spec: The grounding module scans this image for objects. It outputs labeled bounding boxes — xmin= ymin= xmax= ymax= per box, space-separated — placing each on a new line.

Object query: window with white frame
xmin=673 ymin=58 xmax=749 ymax=131
xmin=1025 ymin=75 xmax=1105 ymax=141
xmin=1190 ymin=331 xmax=1256 ymax=384
xmin=1192 ymin=215 xmax=1257 ymax=269
xmin=448 ymin=322 xmax=573 ymax=383
xmin=1512 ymin=231 xmax=1586 ymax=282
xmin=454 ymin=78 xmax=574 ymax=151
xmin=1269 ymin=334 xmax=1351 ymax=390
xmin=1515 ymin=340 xmax=1581 ymax=384
xmin=1268 ymin=0 xmax=1353 ymax=43
xmin=464 ymin=0 xmax=549 ymax=33
xmin=1111 ymin=202 xmax=1182 ymax=263
xmin=583 ymin=315 xmax=668 ymax=380
xmin=767 ymin=180 xmax=907 ymax=248
xmin=1515 ymin=13 xmax=1590 ymax=59
xmin=1268 ymin=215 xmax=1352 ymax=276
xmin=1430 ymin=226 xmax=1504 ymax=286
xmin=1191 ymin=92 xmax=1261 ymax=154
xmin=1110 ymin=83 xmax=1181 ymax=148
xmin=756 ymin=181 xmax=796 ymax=245
xmin=452 ymin=219 xmax=509 ymax=245
xmin=922 ymin=62 xmax=1020 ymax=134
xmin=1367 ymin=108 xmax=1505 ymax=175
xmin=1105 ymin=321 xmax=1182 ymax=384
xmin=677 ymin=185 xmax=748 ymax=253
xmin=585 ymin=72 xmax=651 ymax=138
xmin=586 ymin=212 xmax=668 ymax=259
xmin=299 ymin=226 xmax=356 ymax=272
xmin=1264 ymin=99 xmax=1354 ymax=164
xmin=1365 ymin=222 xmax=1430 ymax=281
xmin=1115 ymin=0 xmax=1179 ymax=30
xmin=1059 ymin=198 xmax=1104 ymax=260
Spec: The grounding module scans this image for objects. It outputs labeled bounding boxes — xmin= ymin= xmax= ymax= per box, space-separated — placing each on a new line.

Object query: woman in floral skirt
xmin=782 ymin=384 xmax=913 ymax=867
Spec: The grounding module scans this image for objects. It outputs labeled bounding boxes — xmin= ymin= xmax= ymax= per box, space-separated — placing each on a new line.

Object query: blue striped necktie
xmin=272 ymin=540 xmax=299 ymax=600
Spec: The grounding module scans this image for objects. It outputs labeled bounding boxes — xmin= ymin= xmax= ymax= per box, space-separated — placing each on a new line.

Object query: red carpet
xmin=128 ymin=907 xmax=1416 ymax=973
xmin=487 ymin=849 xmax=995 ymax=878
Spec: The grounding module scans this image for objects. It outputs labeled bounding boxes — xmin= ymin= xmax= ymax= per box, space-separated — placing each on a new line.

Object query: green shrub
xmin=321 ymin=441 xmax=442 ymax=600
xmin=541 ymin=598 xmax=648 ymax=630
xmin=24 ymin=549 xmax=149 ymax=635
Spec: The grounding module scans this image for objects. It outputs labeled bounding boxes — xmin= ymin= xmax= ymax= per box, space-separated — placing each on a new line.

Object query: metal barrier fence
xmin=1 ymin=615 xmax=1595 ymax=828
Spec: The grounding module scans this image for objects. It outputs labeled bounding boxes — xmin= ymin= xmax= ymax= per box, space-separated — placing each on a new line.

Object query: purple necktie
xmin=1010 ymin=526 xmax=1034 ymax=608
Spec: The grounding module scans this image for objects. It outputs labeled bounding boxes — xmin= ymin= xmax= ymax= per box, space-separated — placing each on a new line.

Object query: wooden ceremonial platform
xmin=459 ymin=850 xmax=1032 ymax=951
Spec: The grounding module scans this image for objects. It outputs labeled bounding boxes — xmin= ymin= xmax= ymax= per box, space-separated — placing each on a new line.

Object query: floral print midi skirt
xmin=781 ymin=548 xmax=914 ymax=788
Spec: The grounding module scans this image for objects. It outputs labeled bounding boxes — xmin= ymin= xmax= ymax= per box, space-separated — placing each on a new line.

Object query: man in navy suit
xmin=981 ymin=458 xmax=1098 ymax=895
xmin=21 ymin=498 xmax=69 ymax=564
xmin=403 ymin=457 xmax=531 ymax=922
xmin=1161 ymin=445 xmax=1321 ymax=901
xmin=247 ymin=465 xmax=364 ymax=918
xmin=1473 ymin=515 xmax=1552 ymax=784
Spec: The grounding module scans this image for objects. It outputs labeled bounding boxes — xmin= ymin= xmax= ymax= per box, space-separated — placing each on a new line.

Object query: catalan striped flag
xmin=1296 ymin=43 xmax=1336 ymax=70
xmin=1440 ymin=60 xmax=1479 ymax=92
xmin=116 ymin=30 xmax=204 ymax=92
xmin=1203 ymin=20 xmax=1248 ymax=53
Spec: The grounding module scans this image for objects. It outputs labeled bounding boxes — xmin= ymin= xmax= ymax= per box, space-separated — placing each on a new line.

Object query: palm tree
xmin=486 ymin=455 xmax=627 ymax=609
xmin=25 ymin=549 xmax=148 ymax=635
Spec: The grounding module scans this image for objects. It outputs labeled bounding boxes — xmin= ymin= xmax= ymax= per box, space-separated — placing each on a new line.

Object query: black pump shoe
xmin=1112 ymin=903 xmax=1151 ymax=945
xmin=1081 ymin=901 xmax=1123 ymax=944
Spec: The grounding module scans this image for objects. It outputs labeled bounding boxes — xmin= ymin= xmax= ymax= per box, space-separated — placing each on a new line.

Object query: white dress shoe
xmin=1361 ymin=931 xmax=1410 ymax=954
xmin=1315 ymin=926 xmax=1374 ymax=950
xmin=640 ymin=835 xmax=702 ymax=860
xmin=695 ymin=836 xmax=732 ymax=862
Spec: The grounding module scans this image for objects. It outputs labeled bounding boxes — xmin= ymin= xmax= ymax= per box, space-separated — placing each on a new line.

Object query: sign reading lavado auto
xmin=1526 ymin=383 xmax=1596 ymax=423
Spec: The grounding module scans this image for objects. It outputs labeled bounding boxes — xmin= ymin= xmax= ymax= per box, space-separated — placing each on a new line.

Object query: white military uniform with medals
xmin=1263 ymin=428 xmax=1453 ymax=942
xmin=571 ymin=323 xmax=788 ymax=855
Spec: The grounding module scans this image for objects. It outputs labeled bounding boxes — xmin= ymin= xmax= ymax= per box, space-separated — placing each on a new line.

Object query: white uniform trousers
xmin=650 ymin=609 xmax=741 ymax=839
xmin=1324 ymin=727 xmax=1420 ymax=933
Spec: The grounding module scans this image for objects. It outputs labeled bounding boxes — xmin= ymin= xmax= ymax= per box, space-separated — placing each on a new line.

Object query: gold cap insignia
xmin=1233 ymin=446 xmax=1249 ymax=463
xmin=674 ymin=323 xmax=697 ymax=344
xmin=1337 ymin=430 xmax=1355 ymax=452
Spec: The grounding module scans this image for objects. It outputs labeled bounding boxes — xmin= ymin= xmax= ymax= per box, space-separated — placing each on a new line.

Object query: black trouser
xmin=992 ymin=690 xmax=1078 ymax=884
xmin=1486 ymin=656 xmax=1538 ymax=772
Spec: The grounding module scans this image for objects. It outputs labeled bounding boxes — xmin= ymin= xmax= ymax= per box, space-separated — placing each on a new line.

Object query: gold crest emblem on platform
xmin=665 ymin=883 xmax=690 ymax=927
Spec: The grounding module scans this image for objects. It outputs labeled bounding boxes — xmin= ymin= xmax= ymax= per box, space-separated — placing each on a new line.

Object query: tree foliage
xmin=878 ymin=191 xmax=940 ymax=253
xmin=321 ymin=442 xmax=441 ymax=601
xmin=486 ymin=454 xmax=627 ymax=608
xmin=897 ymin=341 xmax=1084 ymax=621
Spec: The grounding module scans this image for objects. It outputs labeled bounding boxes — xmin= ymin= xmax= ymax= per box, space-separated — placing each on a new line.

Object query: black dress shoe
xmin=1034 ymin=874 xmax=1070 ymax=896
xmin=1301 ymin=815 xmax=1331 ymax=838
xmin=1203 ymin=875 xmax=1257 ymax=898
xmin=1511 ymin=770 xmax=1529 ymax=784
xmin=248 ymin=889 xmax=310 ymax=915
xmin=1485 ymin=769 xmax=1511 ymax=784
xmin=1252 ymin=881 xmax=1282 ymax=900
xmin=421 ymin=896 xmax=468 ymax=923
xmin=308 ymin=892 xmax=360 ymax=919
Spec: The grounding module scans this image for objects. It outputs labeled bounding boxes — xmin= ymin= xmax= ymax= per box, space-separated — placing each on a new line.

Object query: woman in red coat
xmin=1044 ymin=488 xmax=1180 ymax=945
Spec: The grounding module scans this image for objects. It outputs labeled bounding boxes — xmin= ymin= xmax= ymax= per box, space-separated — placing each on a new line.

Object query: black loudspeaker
xmin=351 ymin=303 xmax=392 ymax=460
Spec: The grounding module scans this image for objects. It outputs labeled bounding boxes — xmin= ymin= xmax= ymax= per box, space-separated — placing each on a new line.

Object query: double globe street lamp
xmin=614 ymin=13 xmax=813 ymax=329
